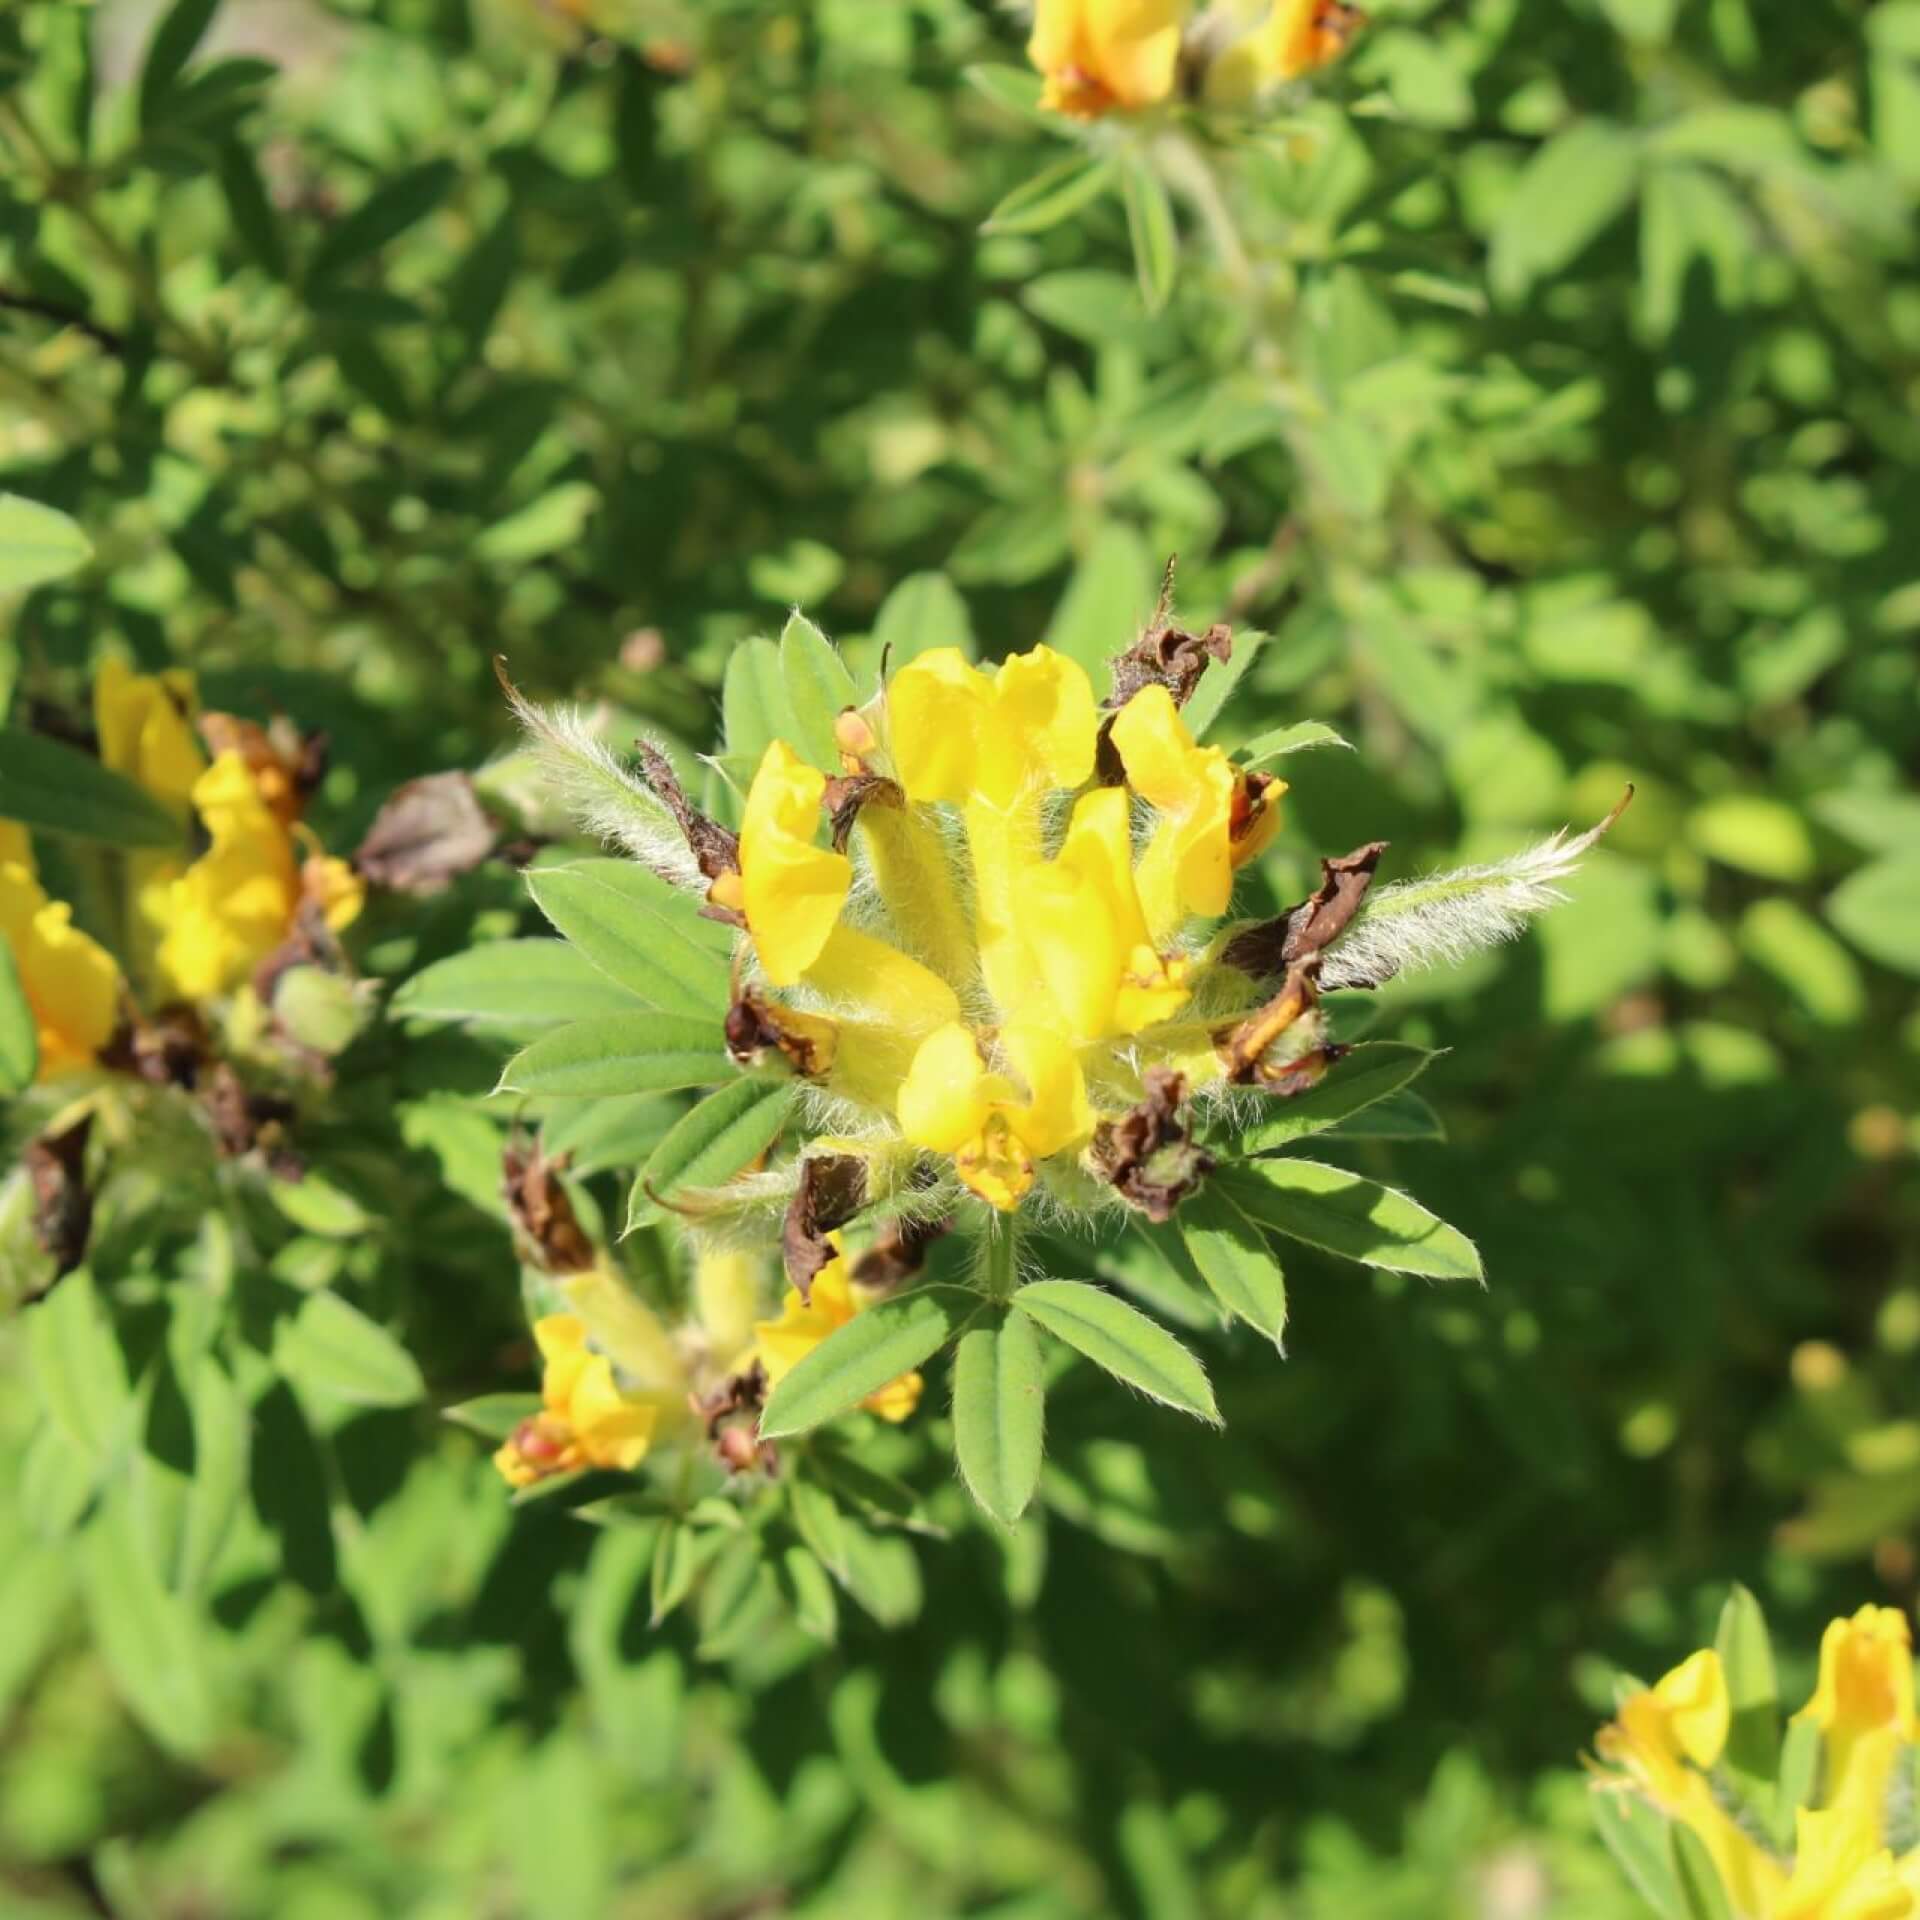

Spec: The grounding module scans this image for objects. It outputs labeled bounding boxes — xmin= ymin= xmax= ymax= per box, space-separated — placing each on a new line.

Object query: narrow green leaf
xmin=649 ymin=1519 xmax=702 ymax=1625
xmin=1232 ymin=720 xmax=1353 ymax=765
xmin=982 ymin=153 xmax=1116 ymax=235
xmin=0 ymin=729 xmax=183 ymax=848
xmin=835 ymin=1523 xmax=925 ymax=1626
xmin=474 ymin=481 xmax=599 ymax=566
xmin=443 ymin=1393 xmax=542 ymax=1443
xmin=539 ymin=1094 xmax=681 ymax=1177
xmin=1181 ymin=629 xmax=1267 ymax=743
xmin=789 ymin=1476 xmax=848 ymax=1578
xmin=25 ymin=1271 xmax=131 ymax=1464
xmin=781 ymin=1544 xmax=840 ymax=1642
xmin=872 ymin=571 xmax=975 ymax=668
xmin=759 ymin=1287 xmax=969 ymax=1440
xmin=697 ymin=1535 xmax=775 ymax=1658
xmin=1013 ymin=1279 xmax=1220 ymax=1424
xmin=779 ymin=611 xmax=856 ymax=772
xmin=628 ymin=1077 xmax=797 ymax=1231
xmin=138 ymin=0 xmax=219 ymax=127
xmin=1773 ymin=1719 xmax=1822 ymax=1851
xmin=1236 ymin=1044 xmax=1437 ymax=1151
xmin=1177 ymin=1186 xmax=1287 ymax=1345
xmin=1120 ymin=154 xmax=1178 ymax=313
xmin=275 ymin=1292 xmax=426 ymax=1408
xmin=1670 ymin=1823 xmax=1734 ymax=1920
xmin=1827 ymin=854 xmax=1920 ymax=978
xmin=1221 ymin=1160 xmax=1484 ymax=1282
xmin=1715 ymin=1584 xmax=1781 ymax=1810
xmin=82 ymin=1492 xmax=215 ymax=1759
xmin=1591 ymin=1790 xmax=1685 ymax=1920
xmin=0 ymin=938 xmax=37 ymax=1094
xmin=526 ymin=860 xmax=734 ymax=1017
xmin=951 ymin=1311 xmax=1046 ymax=1526
xmin=0 ymin=493 xmax=92 ymax=592
xmin=501 ymin=1012 xmax=728 ymax=1098
xmin=172 ymin=1356 xmax=249 ymax=1598
xmin=308 ymin=158 xmax=459 ymax=286
xmin=722 ymin=636 xmax=793 ymax=770
xmin=390 ymin=938 xmax=647 ymax=1039
xmin=962 ymin=63 xmax=1048 ymax=123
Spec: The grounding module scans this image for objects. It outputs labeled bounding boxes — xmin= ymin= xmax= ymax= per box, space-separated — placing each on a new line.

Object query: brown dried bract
xmin=1257 ymin=1043 xmax=1349 ymax=1100
xmin=503 ymin=1138 xmax=597 ymax=1275
xmin=26 ymin=1113 xmax=94 ymax=1286
xmin=1221 ymin=841 xmax=1388 ymax=981
xmin=1088 ymin=1067 xmax=1214 ymax=1221
xmin=354 ymin=771 xmax=499 ymax=896
xmin=693 ymin=1362 xmax=775 ymax=1475
xmin=253 ymin=896 xmax=346 ymax=1010
xmin=101 ymin=1003 xmax=208 ymax=1089
xmin=725 ymin=990 xmax=836 ymax=1078
xmin=820 ymin=771 xmax=903 ymax=853
xmin=1218 ymin=964 xmax=1322 ymax=1086
xmin=782 ymin=1154 xmax=869 ymax=1301
xmin=635 ymin=740 xmax=742 ymax=899
xmin=201 ymin=1062 xmax=299 ymax=1173
xmin=1104 ymin=558 xmax=1234 ymax=711
xmin=849 ymin=1211 xmax=951 ymax=1292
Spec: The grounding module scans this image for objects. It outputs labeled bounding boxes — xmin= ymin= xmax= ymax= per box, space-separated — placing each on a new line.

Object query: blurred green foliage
xmin=1 ymin=0 xmax=1918 ymax=1913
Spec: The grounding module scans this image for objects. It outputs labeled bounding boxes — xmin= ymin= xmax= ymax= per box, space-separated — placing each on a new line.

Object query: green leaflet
xmin=779 ymin=611 xmax=857 ymax=772
xmin=982 ymin=152 xmax=1116 ymax=235
xmin=626 ymin=1077 xmax=797 ymax=1232
xmin=872 ymin=571 xmax=975 ymax=667
xmin=0 ymin=492 xmax=92 ymax=592
xmin=949 ymin=1310 xmax=1046 ymax=1526
xmin=526 ymin=860 xmax=734 ymax=1015
xmin=1012 ymin=1279 xmax=1220 ymax=1425
xmin=1715 ymin=1584 xmax=1781 ymax=1818
xmin=1176 ymin=1186 xmax=1287 ymax=1346
xmin=758 ymin=1286 xmax=971 ymax=1440
xmin=390 ymin=938 xmax=649 ymax=1039
xmin=0 ymin=729 xmax=184 ymax=848
xmin=274 ymin=1292 xmax=426 ymax=1408
xmin=1235 ymin=1044 xmax=1437 ymax=1152
xmin=722 ymin=636 xmax=795 ymax=770
xmin=1220 ymin=1160 xmax=1484 ymax=1283
xmin=500 ymin=1011 xmax=731 ymax=1098
xmin=1232 ymin=721 xmax=1353 ymax=765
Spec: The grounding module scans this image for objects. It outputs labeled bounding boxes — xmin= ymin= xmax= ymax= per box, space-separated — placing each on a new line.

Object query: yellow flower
xmin=1795 ymin=1607 xmax=1918 ymax=1837
xmin=156 ymin=752 xmax=364 ymax=1002
xmin=91 ymin=660 xmax=364 ymax=1002
xmin=1255 ymin=0 xmax=1367 ymax=82
xmin=492 ymin=1312 xmax=668 ymax=1487
xmin=1594 ymin=1650 xmax=1786 ymax=1915
xmin=0 ymin=838 xmax=121 ymax=1078
xmin=726 ymin=641 xmax=1287 ymax=1212
xmin=1028 ymin=0 xmax=1186 ymax=119
xmin=1780 ymin=1807 xmax=1917 ymax=1920
xmin=753 ymin=1235 xmax=924 ymax=1422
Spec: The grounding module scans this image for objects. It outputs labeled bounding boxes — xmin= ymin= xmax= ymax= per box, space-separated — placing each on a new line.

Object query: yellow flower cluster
xmin=1594 ymin=1607 xmax=1920 ymax=1919
xmin=493 ymin=1242 xmax=921 ymax=1489
xmin=733 ymin=644 xmax=1282 ymax=1213
xmin=0 ymin=661 xmax=365 ymax=1079
xmin=1028 ymin=0 xmax=1364 ymax=120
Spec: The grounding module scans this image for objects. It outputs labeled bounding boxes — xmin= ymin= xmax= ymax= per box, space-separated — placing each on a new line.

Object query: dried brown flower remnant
xmin=634 ymin=740 xmax=743 ymax=919
xmin=1089 ymin=1068 xmax=1213 ymax=1220
xmin=781 ymin=1154 xmax=869 ymax=1302
xmin=725 ymin=989 xmax=837 ymax=1078
xmin=354 ymin=772 xmax=499 ymax=896
xmin=503 ymin=1139 xmax=596 ymax=1275
xmin=27 ymin=1113 xmax=94 ymax=1286
xmin=1221 ymin=841 xmax=1388 ymax=981
xmin=1103 ymin=559 xmax=1234 ymax=711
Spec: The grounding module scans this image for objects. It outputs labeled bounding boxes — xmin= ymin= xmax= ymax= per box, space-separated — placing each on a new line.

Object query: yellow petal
xmin=1029 ymin=0 xmax=1184 ymax=116
xmin=1257 ymin=0 xmax=1363 ymax=82
xmin=1653 ymin=1648 xmax=1731 ymax=1771
xmin=0 ymin=858 xmax=121 ymax=1076
xmin=1000 ymin=1021 xmax=1094 ymax=1159
xmin=897 ymin=1022 xmax=998 ymax=1154
xmin=955 ymin=1113 xmax=1035 ymax=1211
xmin=754 ymin=1243 xmax=859 ymax=1385
xmin=93 ymin=656 xmax=204 ymax=818
xmin=1111 ymin=684 xmax=1239 ymax=928
xmin=567 ymin=1354 xmax=661 ymax=1471
xmin=739 ymin=740 xmax=852 ymax=986
xmin=863 ymin=1369 xmax=924 ymax=1423
xmin=694 ymin=1247 xmax=762 ymax=1365
xmin=987 ymin=645 xmax=1098 ymax=799
xmin=1780 ymin=1806 xmax=1917 ymax=1920
xmin=1796 ymin=1607 xmax=1917 ymax=1739
xmin=886 ymin=649 xmax=994 ymax=804
xmin=533 ymin=1313 xmax=594 ymax=1412
xmin=0 ymin=823 xmax=32 ymax=873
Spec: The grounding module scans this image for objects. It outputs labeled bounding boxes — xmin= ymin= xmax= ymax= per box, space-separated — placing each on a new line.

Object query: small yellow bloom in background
xmin=1028 ymin=0 xmax=1186 ymax=120
xmin=1255 ymin=0 xmax=1368 ymax=82
xmin=754 ymin=1234 xmax=924 ymax=1423
xmin=94 ymin=656 xmax=202 ymax=820
xmin=0 ymin=837 xmax=121 ymax=1078
xmin=492 ymin=1313 xmax=667 ymax=1488
xmin=1794 ymin=1606 xmax=1917 ymax=1840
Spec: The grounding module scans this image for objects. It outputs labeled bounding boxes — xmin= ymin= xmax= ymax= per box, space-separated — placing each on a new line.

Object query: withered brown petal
xmin=354 ymin=772 xmax=500 ymax=897
xmin=1221 ymin=841 xmax=1388 ymax=980
xmin=636 ymin=740 xmax=740 ymax=885
xmin=1089 ymin=1068 xmax=1214 ymax=1222
xmin=26 ymin=1113 xmax=94 ymax=1286
xmin=782 ymin=1154 xmax=869 ymax=1301
xmin=503 ymin=1138 xmax=597 ymax=1275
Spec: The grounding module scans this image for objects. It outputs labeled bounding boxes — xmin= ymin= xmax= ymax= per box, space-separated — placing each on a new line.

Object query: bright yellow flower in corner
xmin=492 ymin=1313 xmax=668 ymax=1487
xmin=1028 ymin=0 xmax=1186 ymax=120
xmin=1779 ymin=1808 xmax=1916 ymax=1920
xmin=1794 ymin=1606 xmax=1918 ymax=1840
xmin=754 ymin=1234 xmax=924 ymax=1423
xmin=0 ymin=833 xmax=121 ymax=1077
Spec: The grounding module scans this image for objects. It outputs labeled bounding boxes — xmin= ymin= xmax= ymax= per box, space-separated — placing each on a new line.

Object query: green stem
xmin=977 ymin=1216 xmax=1020 ymax=1305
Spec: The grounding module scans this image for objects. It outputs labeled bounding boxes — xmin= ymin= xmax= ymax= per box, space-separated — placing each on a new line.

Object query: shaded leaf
xmin=1013 ymin=1280 xmax=1219 ymax=1424
xmin=759 ymin=1286 xmax=969 ymax=1440
xmin=1220 ymin=1160 xmax=1484 ymax=1282
xmin=950 ymin=1310 xmax=1046 ymax=1526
